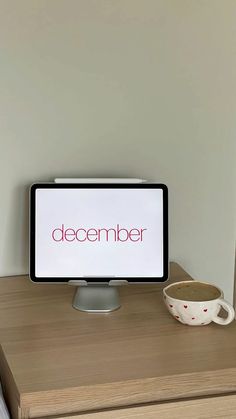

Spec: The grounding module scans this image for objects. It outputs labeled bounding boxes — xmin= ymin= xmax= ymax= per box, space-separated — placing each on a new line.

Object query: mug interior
xmin=164 ymin=281 xmax=222 ymax=302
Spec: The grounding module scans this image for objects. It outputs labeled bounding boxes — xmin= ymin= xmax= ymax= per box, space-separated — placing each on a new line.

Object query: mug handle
xmin=212 ymin=299 xmax=235 ymax=325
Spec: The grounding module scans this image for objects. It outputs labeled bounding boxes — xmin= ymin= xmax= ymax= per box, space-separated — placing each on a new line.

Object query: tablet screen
xmin=31 ymin=184 xmax=168 ymax=281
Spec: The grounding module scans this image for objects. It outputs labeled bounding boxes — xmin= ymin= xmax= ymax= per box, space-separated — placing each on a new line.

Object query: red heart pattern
xmin=166 ymin=301 xmax=209 ymax=324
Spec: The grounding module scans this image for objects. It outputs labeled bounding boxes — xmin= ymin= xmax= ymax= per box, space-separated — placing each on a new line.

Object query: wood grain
xmin=39 ymin=394 xmax=236 ymax=419
xmin=0 ymin=263 xmax=236 ymax=418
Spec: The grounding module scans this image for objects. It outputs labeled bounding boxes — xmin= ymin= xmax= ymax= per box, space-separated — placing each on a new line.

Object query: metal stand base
xmin=73 ymin=286 xmax=120 ymax=313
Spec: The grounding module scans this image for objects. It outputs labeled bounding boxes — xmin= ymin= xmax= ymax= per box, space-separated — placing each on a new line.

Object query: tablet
xmin=30 ymin=183 xmax=168 ymax=283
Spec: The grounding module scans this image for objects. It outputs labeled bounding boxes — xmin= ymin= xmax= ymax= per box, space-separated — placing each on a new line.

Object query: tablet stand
xmin=55 ymin=177 xmax=146 ymax=312
xmin=68 ymin=282 xmax=123 ymax=313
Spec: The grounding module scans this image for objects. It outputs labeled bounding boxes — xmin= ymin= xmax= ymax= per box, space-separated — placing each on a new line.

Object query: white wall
xmin=0 ymin=0 xmax=235 ymax=301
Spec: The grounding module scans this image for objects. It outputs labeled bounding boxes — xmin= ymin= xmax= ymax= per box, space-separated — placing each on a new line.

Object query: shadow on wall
xmin=2 ymin=184 xmax=29 ymax=276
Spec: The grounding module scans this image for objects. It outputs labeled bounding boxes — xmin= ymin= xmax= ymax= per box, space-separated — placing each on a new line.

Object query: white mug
xmin=163 ymin=280 xmax=235 ymax=326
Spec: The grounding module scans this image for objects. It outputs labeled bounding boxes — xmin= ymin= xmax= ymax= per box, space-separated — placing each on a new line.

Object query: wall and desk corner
xmin=0 ymin=2 xmax=235 ymax=418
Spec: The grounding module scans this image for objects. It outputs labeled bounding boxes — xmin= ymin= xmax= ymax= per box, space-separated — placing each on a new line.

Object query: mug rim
xmin=163 ymin=280 xmax=223 ymax=303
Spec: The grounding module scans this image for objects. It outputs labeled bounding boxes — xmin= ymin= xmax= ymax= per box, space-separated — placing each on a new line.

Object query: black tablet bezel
xmin=30 ymin=183 xmax=168 ymax=283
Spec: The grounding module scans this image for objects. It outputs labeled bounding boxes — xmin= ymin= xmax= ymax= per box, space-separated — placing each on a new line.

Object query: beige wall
xmin=0 ymin=0 xmax=235 ymax=301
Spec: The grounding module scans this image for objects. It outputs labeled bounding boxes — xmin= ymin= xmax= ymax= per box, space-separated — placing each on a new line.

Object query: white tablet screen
xmin=35 ymin=188 xmax=164 ymax=278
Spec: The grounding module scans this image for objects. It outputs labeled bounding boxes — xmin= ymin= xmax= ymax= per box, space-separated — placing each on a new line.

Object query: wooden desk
xmin=0 ymin=263 xmax=236 ymax=419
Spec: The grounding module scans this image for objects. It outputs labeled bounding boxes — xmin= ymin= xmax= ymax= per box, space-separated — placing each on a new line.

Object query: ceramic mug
xmin=163 ymin=280 xmax=235 ymax=326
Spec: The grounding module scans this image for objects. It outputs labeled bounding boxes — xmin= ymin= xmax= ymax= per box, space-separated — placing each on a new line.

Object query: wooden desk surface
xmin=0 ymin=263 xmax=236 ymax=419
